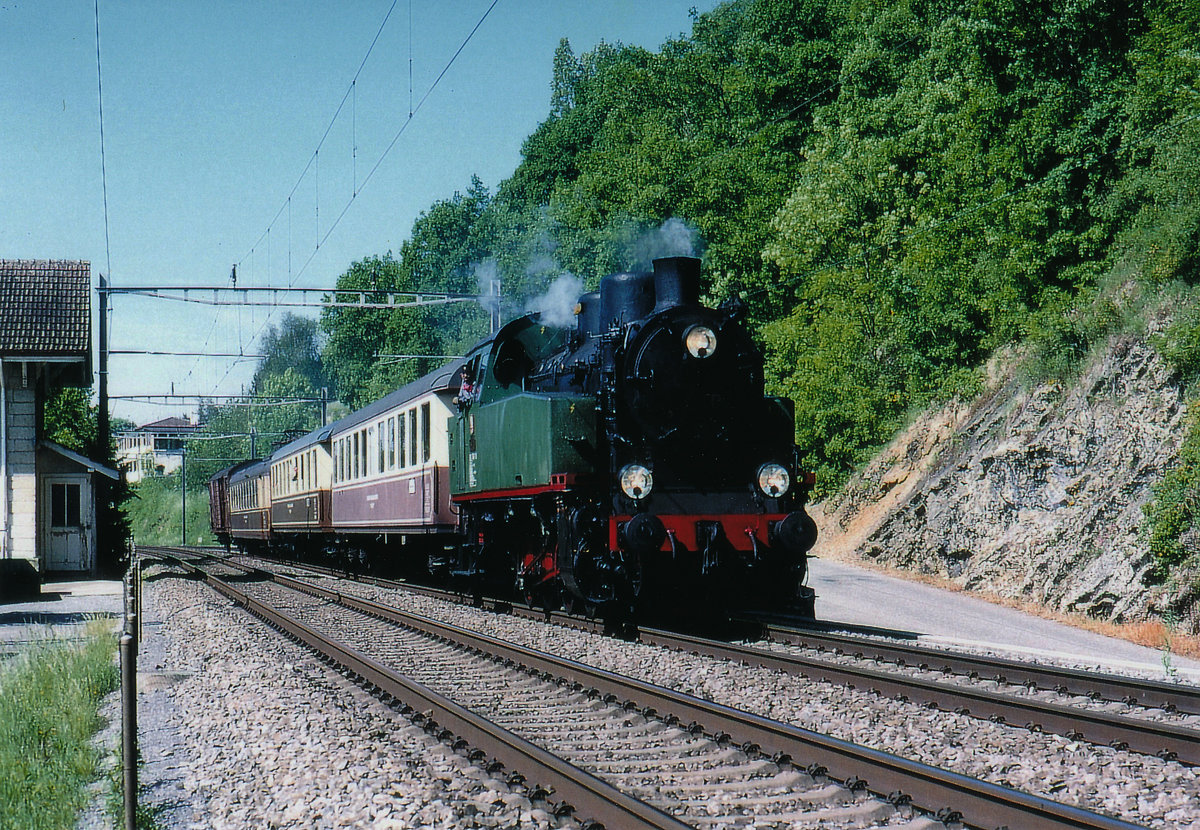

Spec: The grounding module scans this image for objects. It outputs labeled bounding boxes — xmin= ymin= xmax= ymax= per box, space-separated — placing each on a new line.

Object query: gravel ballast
xmin=133 ymin=569 xmax=570 ymax=829
xmin=313 ymin=573 xmax=1200 ymax=829
xmin=134 ymin=560 xmax=1200 ymax=828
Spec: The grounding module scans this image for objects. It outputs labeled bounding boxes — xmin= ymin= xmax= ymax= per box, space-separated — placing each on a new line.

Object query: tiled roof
xmin=0 ymin=260 xmax=91 ymax=356
xmin=140 ymin=417 xmax=198 ymax=432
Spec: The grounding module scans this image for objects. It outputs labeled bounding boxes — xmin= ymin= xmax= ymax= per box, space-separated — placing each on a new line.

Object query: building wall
xmin=2 ymin=366 xmax=38 ymax=568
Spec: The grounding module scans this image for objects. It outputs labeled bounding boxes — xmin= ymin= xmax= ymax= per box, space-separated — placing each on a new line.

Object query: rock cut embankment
xmin=815 ymin=331 xmax=1197 ymax=631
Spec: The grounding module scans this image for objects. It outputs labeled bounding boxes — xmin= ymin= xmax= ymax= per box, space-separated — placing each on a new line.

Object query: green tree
xmin=251 ymin=313 xmax=327 ymax=396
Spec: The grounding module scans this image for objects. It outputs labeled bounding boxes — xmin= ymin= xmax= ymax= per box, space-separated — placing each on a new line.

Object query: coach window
xmin=398 ymin=417 xmax=406 ymax=468
xmin=409 ymin=409 xmax=417 ymax=466
xmin=352 ymin=433 xmax=360 ymax=479
xmin=377 ymin=421 xmax=385 ymax=473
xmin=365 ymin=426 xmax=373 ymax=476
xmin=421 ymin=403 xmax=431 ymax=462
xmin=387 ymin=417 xmax=396 ymax=470
xmin=360 ymin=429 xmax=368 ymax=478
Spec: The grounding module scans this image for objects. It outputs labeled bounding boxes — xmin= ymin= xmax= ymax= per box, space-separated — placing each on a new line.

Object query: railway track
xmin=168 ymin=547 xmax=1200 ymax=767
xmin=149 ymin=548 xmax=1151 ymax=829
xmin=738 ymin=615 xmax=1200 ymax=716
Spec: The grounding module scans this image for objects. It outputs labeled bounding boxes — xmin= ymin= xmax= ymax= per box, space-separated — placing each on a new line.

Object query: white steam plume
xmin=529 ymin=273 xmax=584 ymax=329
xmin=474 ymin=259 xmax=502 ymax=316
xmin=624 ymin=217 xmax=701 ymax=270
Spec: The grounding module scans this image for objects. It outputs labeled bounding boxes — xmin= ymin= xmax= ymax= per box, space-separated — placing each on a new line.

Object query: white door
xmin=45 ymin=478 xmax=89 ymax=571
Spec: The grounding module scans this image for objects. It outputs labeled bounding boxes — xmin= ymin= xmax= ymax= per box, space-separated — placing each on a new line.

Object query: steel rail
xmin=739 ymin=616 xmax=1200 ymax=715
xmin=168 ymin=557 xmax=691 ymax=830
xmin=632 ymin=627 xmax=1200 ymax=765
xmin=168 ymin=548 xmax=1200 ymax=764
xmin=255 ymin=567 xmax=1145 ymax=830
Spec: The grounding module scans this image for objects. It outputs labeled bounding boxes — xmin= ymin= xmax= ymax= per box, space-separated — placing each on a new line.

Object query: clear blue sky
xmin=0 ymin=0 xmax=717 ymax=424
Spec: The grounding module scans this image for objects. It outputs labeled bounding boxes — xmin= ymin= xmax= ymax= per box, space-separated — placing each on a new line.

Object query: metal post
xmin=489 ymin=279 xmax=501 ymax=334
xmin=120 ymin=570 xmax=138 ymax=830
xmin=135 ymin=555 xmax=142 ymax=643
xmin=180 ymin=447 xmax=187 ymax=546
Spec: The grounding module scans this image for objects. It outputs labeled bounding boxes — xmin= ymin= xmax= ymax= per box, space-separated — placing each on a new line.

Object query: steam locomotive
xmin=210 ymin=256 xmax=817 ymax=619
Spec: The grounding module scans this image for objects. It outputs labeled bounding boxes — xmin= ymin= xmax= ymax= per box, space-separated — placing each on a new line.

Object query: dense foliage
xmin=128 ymin=472 xmax=216 ymax=547
xmin=270 ymin=0 xmax=1199 ymax=575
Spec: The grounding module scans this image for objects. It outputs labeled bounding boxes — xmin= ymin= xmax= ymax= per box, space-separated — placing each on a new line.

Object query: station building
xmin=0 ymin=259 xmax=116 ymax=597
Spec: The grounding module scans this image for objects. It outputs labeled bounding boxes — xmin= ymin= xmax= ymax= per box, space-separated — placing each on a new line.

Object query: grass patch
xmin=128 ymin=474 xmax=215 ymax=547
xmin=0 ymin=622 xmax=118 ymax=830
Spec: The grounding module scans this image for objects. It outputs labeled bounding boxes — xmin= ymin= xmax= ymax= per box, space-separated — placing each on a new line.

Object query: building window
xmin=51 ymin=483 xmax=82 ymax=528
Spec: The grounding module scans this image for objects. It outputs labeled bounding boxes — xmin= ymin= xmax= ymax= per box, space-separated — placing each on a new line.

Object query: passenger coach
xmin=328 ymin=368 xmax=460 ymax=541
xmin=270 ymin=429 xmax=332 ymax=540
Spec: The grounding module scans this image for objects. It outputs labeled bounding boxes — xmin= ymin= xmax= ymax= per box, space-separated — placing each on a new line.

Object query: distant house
xmin=115 ymin=416 xmax=201 ymax=483
xmin=0 ymin=259 xmax=114 ymax=596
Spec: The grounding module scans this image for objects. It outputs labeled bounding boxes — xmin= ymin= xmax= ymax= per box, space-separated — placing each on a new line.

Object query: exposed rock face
xmin=817 ymin=333 xmax=1196 ymax=629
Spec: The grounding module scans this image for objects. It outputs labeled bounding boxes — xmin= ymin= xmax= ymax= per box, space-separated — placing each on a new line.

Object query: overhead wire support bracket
xmin=101 ymin=285 xmax=479 ymax=310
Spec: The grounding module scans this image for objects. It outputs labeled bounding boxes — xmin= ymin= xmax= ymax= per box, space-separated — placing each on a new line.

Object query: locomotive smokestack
xmin=651 ymin=256 xmax=701 ymax=313
xmin=600 ymin=271 xmax=655 ymax=330
xmin=576 ymin=291 xmax=601 ymax=338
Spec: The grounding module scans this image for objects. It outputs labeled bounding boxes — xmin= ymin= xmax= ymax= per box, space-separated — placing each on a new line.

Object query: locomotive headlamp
xmin=684 ymin=325 xmax=717 ymax=359
xmin=757 ymin=463 xmax=790 ymax=497
xmin=619 ymin=464 xmax=654 ymax=500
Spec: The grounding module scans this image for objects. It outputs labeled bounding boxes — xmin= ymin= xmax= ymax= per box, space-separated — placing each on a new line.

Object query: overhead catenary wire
xmin=209 ymin=0 xmax=503 ymax=400
xmin=236 ymin=0 xmax=404 ymax=276
xmin=290 ymin=0 xmax=502 ymax=284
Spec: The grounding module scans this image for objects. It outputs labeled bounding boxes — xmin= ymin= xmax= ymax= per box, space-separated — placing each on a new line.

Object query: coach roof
xmin=266 ymin=360 xmax=465 ymax=464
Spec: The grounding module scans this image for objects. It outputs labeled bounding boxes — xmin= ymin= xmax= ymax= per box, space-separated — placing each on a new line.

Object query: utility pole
xmin=489 ymin=278 xmax=501 ymax=333
xmin=249 ymin=427 xmax=257 ymax=459
xmin=98 ymin=274 xmax=110 ymax=451
xmin=97 ymin=274 xmax=110 ymax=569
xmin=320 ymin=387 xmax=328 ymax=427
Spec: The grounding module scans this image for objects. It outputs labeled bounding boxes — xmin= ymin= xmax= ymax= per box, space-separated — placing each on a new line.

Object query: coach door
xmin=43 ymin=477 xmax=90 ymax=571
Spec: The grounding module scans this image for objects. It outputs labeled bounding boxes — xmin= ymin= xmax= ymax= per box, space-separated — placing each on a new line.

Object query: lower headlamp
xmin=757 ymin=463 xmax=790 ymax=497
xmin=619 ymin=464 xmax=653 ymax=499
